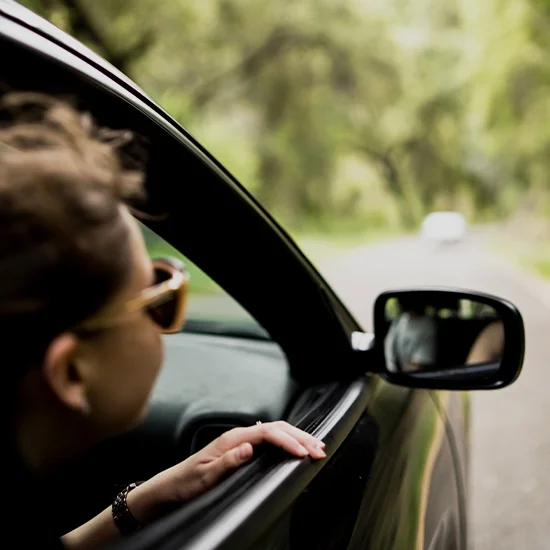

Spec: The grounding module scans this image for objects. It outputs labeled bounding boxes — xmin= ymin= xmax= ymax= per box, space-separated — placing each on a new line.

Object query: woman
xmin=0 ymin=92 xmax=325 ymax=549
xmin=384 ymin=296 xmax=437 ymax=372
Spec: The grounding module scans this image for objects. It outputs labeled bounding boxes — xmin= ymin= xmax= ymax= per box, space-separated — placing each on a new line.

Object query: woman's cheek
xmin=149 ymin=325 xmax=165 ymax=378
xmin=138 ymin=322 xmax=165 ymax=393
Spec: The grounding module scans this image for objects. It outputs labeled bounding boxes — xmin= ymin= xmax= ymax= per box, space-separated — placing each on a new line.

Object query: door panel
xmin=347 ymin=389 xmax=461 ymax=550
xmin=288 ymin=412 xmax=380 ymax=549
xmin=202 ymin=383 xmax=461 ymax=550
xmin=423 ymin=427 xmax=461 ymax=550
xmin=238 ymin=384 xmax=461 ymax=550
xmin=431 ymin=390 xmax=469 ymax=549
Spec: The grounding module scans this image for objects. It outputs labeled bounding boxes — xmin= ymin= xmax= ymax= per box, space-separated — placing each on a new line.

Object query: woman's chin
xmin=93 ymin=406 xmax=150 ymax=441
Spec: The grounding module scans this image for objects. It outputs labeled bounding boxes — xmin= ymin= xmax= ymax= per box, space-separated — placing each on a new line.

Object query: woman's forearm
xmin=61 ymin=505 xmax=120 ymax=550
xmin=61 ymin=479 xmax=166 ymax=550
xmin=60 ymin=421 xmax=325 ymax=549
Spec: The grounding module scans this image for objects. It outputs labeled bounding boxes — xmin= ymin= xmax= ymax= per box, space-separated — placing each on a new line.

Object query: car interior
xmin=382 ymin=295 xmax=501 ymax=368
xmin=435 ymin=317 xmax=499 ymax=366
xmin=45 ymin=331 xmax=306 ymax=535
xmin=1 ymin=25 xmax=363 ymax=538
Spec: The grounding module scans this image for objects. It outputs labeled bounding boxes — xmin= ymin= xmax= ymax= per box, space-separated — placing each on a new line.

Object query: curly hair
xmin=0 ymin=91 xmax=147 ymax=373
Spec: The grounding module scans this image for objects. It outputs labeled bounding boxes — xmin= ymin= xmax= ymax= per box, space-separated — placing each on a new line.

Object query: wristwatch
xmin=112 ymin=482 xmax=143 ymax=535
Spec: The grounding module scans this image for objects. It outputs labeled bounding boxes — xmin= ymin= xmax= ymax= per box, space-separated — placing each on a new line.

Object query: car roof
xmin=0 ymin=1 xmax=145 ymax=94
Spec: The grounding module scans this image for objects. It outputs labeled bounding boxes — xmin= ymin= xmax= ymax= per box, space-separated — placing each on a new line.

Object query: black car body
xmin=0 ymin=3 xmax=524 ymax=549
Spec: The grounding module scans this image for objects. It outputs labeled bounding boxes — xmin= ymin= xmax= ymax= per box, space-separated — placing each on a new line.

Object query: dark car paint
xmin=0 ymin=6 xmax=468 ymax=549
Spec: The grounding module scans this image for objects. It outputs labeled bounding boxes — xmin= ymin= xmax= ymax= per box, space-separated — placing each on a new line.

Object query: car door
xmin=0 ymin=6 xmax=465 ymax=550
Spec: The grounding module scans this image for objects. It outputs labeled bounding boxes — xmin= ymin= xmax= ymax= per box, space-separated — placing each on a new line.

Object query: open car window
xmin=139 ymin=222 xmax=270 ymax=340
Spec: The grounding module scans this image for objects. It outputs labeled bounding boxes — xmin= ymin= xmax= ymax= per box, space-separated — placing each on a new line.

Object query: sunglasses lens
xmin=147 ymin=290 xmax=179 ymax=330
xmin=153 ymin=264 xmax=172 ymax=285
xmin=146 ymin=265 xmax=180 ymax=331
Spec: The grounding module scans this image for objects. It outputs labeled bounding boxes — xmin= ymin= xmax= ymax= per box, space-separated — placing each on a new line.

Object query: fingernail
xmin=317 ymin=440 xmax=326 ymax=448
xmin=315 ymin=444 xmax=326 ymax=456
xmin=239 ymin=444 xmax=252 ymax=460
xmin=297 ymin=444 xmax=308 ymax=456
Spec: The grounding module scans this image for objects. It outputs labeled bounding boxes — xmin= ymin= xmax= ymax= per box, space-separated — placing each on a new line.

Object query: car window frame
xmin=140 ymin=222 xmax=269 ymax=338
xmin=0 ymin=13 xmax=366 ymax=384
xmin=0 ymin=14 xmax=385 ymax=550
xmin=109 ymin=379 xmax=371 ymax=550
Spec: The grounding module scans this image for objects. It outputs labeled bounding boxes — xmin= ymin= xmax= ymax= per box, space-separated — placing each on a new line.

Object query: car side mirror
xmin=373 ymin=288 xmax=525 ymax=390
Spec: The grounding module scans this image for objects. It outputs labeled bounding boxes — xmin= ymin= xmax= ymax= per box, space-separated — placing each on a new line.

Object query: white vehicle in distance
xmin=420 ymin=211 xmax=468 ymax=245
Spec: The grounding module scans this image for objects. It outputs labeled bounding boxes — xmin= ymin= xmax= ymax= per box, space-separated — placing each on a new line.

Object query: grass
xmin=493 ymin=240 xmax=550 ymax=281
xmin=293 ymin=227 xmax=409 ymax=264
xmin=525 ymin=248 xmax=550 ymax=280
xmin=491 ymin=215 xmax=550 ymax=281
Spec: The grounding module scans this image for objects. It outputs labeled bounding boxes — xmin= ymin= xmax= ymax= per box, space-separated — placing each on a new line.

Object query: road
xmin=318 ymin=233 xmax=550 ymax=550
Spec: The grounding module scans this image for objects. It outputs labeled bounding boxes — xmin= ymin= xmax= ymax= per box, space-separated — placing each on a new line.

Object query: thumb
xmin=223 ymin=442 xmax=254 ymax=470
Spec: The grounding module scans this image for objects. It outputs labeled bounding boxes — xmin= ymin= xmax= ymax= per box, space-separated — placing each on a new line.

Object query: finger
xmin=200 ymin=442 xmax=254 ymax=489
xmin=262 ymin=426 xmax=311 ymax=457
xmin=211 ymin=423 xmax=325 ymax=459
xmin=215 ymin=425 xmax=310 ymax=457
xmin=263 ymin=426 xmax=327 ymax=460
xmin=272 ymin=422 xmax=326 ymax=455
xmin=254 ymin=421 xmax=326 ymax=459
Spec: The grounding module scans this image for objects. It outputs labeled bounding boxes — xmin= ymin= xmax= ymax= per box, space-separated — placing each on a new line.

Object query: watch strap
xmin=112 ymin=482 xmax=143 ymax=535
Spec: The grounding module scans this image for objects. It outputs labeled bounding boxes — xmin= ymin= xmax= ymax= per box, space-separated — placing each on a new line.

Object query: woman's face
xmin=76 ymin=209 xmax=165 ymax=435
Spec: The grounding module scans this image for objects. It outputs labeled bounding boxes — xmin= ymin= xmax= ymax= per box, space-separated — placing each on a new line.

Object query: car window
xmin=139 ymin=222 xmax=269 ymax=339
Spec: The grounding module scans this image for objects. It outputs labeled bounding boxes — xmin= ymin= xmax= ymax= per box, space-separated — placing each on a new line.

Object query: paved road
xmin=318 ymin=234 xmax=550 ymax=550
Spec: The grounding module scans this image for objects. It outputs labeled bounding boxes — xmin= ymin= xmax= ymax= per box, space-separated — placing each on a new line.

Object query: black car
xmin=0 ymin=3 xmax=526 ymax=549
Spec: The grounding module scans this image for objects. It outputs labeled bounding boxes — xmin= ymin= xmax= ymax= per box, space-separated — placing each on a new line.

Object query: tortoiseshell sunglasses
xmin=79 ymin=257 xmax=189 ymax=334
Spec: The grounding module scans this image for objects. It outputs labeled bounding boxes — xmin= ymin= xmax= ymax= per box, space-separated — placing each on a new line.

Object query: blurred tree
xmin=17 ymin=0 xmax=550 ymax=231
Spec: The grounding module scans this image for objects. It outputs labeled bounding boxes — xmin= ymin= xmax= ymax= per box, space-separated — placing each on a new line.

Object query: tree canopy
xmin=19 ymin=0 xmax=550 ymax=233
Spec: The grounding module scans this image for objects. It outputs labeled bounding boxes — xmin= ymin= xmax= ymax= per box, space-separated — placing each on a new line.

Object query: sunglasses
xmin=79 ymin=257 xmax=189 ymax=334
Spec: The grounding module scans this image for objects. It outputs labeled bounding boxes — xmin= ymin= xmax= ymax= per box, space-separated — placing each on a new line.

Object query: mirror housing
xmin=373 ymin=288 xmax=525 ymax=390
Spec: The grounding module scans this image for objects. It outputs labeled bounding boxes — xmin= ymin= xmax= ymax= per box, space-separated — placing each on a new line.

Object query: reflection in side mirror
xmin=374 ymin=289 xmax=525 ymax=390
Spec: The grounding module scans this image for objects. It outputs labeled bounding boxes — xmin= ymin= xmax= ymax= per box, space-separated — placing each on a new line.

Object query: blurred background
xmin=19 ymin=1 xmax=549 ymax=548
xmin=19 ymin=0 xmax=550 ymax=255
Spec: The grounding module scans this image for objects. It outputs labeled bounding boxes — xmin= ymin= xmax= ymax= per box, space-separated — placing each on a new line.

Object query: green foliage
xmin=140 ymin=224 xmax=220 ymax=295
xmin=19 ymin=0 xmax=550 ymax=233
xmin=531 ymin=256 xmax=550 ymax=279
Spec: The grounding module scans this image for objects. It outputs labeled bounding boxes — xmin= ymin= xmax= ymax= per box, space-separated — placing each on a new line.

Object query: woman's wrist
xmin=125 ymin=470 xmax=181 ymax=526
xmin=125 ymin=478 xmax=166 ymax=524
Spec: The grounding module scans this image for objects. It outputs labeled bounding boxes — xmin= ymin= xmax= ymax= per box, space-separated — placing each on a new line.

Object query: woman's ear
xmin=42 ymin=333 xmax=90 ymax=414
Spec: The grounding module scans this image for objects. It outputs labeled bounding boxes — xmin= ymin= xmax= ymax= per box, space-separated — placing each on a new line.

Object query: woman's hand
xmin=128 ymin=421 xmax=326 ymax=523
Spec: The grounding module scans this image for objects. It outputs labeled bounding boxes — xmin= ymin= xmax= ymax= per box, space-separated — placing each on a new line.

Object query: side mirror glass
xmin=374 ymin=289 xmax=525 ymax=390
